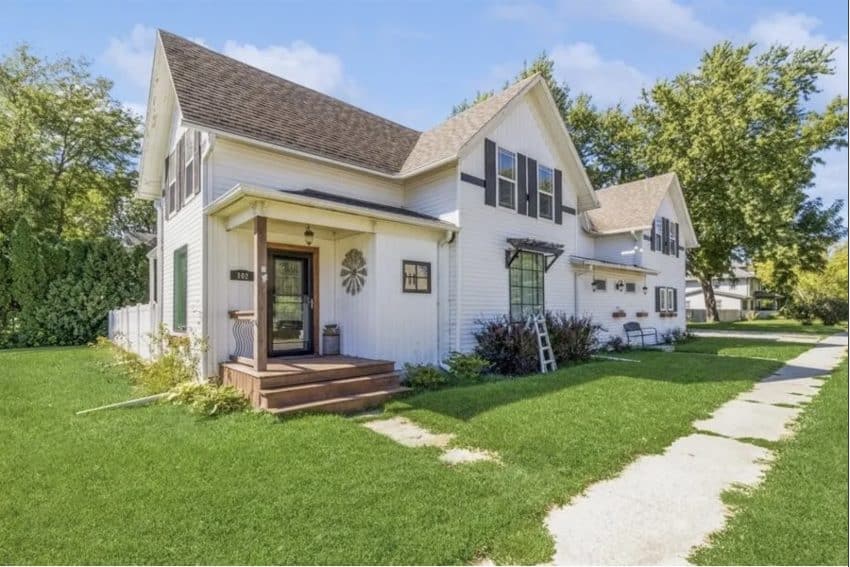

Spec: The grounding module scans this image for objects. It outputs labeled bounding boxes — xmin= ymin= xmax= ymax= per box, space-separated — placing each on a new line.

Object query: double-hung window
xmin=497 ymin=147 xmax=516 ymax=209
xmin=538 ymin=164 xmax=554 ymax=220
xmin=509 ymin=251 xmax=545 ymax=320
xmin=656 ymin=286 xmax=677 ymax=313
xmin=166 ymin=152 xmax=176 ymax=217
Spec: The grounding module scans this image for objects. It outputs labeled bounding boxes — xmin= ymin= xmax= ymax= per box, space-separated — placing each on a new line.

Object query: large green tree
xmin=635 ymin=43 xmax=847 ymax=319
xmin=0 ymin=45 xmax=153 ymax=341
xmin=0 ymin=45 xmax=152 ymax=239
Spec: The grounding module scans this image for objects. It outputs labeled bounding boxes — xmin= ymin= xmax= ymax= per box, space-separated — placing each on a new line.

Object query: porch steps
xmin=268 ymin=387 xmax=411 ymax=416
xmin=220 ymin=356 xmax=409 ymax=414
xmin=259 ymin=372 xmax=403 ymax=409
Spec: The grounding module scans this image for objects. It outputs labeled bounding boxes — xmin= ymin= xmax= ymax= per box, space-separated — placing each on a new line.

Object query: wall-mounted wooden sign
xmin=230 ymin=269 xmax=254 ymax=282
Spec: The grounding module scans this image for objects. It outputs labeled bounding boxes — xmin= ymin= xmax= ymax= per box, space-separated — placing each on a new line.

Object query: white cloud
xmin=587 ymin=0 xmax=720 ymax=46
xmin=551 ymin=42 xmax=648 ymax=106
xmin=749 ymin=12 xmax=848 ymax=101
xmin=222 ymin=40 xmax=354 ymax=97
xmin=102 ymin=24 xmax=156 ymax=89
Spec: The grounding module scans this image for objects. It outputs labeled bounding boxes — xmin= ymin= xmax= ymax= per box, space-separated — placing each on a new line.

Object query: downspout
xmin=437 ymin=229 xmax=457 ymax=369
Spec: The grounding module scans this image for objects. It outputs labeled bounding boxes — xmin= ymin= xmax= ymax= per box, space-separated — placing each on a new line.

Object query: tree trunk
xmin=699 ymin=277 xmax=719 ymax=322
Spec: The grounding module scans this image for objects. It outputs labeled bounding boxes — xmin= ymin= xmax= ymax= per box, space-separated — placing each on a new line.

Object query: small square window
xmin=592 ymin=279 xmax=606 ymax=291
xmin=402 ymin=260 xmax=431 ymax=293
xmin=625 ymin=282 xmax=636 ymax=293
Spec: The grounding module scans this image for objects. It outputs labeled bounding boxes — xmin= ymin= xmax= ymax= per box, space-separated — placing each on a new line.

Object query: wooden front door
xmin=269 ymin=252 xmax=314 ymax=356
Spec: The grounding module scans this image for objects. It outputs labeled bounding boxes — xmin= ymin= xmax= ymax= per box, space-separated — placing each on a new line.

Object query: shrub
xmin=403 ymin=363 xmax=448 ymax=390
xmin=473 ymin=312 xmax=603 ymax=376
xmin=443 ymin=351 xmax=489 ymax=384
xmin=167 ymin=382 xmax=249 ymax=416
xmin=812 ymin=297 xmax=848 ymax=326
xmin=546 ymin=313 xmax=602 ymax=363
xmin=473 ymin=315 xmax=538 ymax=376
xmin=782 ymin=300 xmax=814 ymax=324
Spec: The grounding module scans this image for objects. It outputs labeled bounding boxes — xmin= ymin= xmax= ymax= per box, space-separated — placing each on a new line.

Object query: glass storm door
xmin=269 ymin=253 xmax=313 ymax=356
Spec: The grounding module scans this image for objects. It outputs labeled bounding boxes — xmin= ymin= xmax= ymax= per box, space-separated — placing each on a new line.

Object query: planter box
xmin=636 ymin=311 xmax=649 ymax=318
xmin=612 ymin=311 xmax=627 ymax=318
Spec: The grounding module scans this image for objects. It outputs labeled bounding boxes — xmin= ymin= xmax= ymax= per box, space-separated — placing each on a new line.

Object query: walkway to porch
xmin=220 ymin=355 xmax=409 ymax=415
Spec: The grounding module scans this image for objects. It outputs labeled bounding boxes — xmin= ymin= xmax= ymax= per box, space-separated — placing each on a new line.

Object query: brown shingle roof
xmin=159 ymin=30 xmax=420 ymax=174
xmin=158 ymin=30 xmax=536 ymax=177
xmin=583 ymin=173 xmax=677 ymax=233
xmin=400 ymin=75 xmax=538 ymax=174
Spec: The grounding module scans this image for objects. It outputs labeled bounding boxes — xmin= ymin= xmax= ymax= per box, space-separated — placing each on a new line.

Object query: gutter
xmin=205 ymin=183 xmax=460 ymax=233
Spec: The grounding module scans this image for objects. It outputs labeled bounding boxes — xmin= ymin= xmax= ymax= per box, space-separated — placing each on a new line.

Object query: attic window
xmin=497 ymin=147 xmax=516 ymax=209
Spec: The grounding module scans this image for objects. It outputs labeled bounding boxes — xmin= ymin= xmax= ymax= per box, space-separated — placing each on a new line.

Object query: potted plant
xmin=322 ymin=324 xmax=340 ymax=355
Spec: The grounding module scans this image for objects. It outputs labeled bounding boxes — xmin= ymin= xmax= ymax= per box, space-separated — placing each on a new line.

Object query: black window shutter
xmin=193 ymin=131 xmax=202 ymax=195
xmin=655 ymin=286 xmax=661 ymax=312
xmin=650 ymin=221 xmax=656 ymax=251
xmin=554 ymin=168 xmax=563 ymax=225
xmin=662 ymin=218 xmax=669 ymax=254
xmin=674 ymin=223 xmax=680 ymax=257
xmin=484 ymin=139 xmax=496 ymax=207
xmin=517 ymin=153 xmax=528 ymax=215
xmin=177 ymin=136 xmax=185 ymax=211
xmin=673 ymin=288 xmax=678 ymax=312
xmin=527 ymin=158 xmax=538 ymax=218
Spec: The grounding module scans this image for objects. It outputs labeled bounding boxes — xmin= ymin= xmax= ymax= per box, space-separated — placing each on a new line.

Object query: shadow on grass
xmin=388 ymin=351 xmax=773 ymax=422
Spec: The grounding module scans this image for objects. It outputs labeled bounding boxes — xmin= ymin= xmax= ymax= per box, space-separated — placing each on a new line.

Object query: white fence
xmin=108 ymin=302 xmax=157 ymax=360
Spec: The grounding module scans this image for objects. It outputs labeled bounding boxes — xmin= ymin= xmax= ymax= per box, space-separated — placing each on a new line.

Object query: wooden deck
xmin=220 ymin=355 xmax=409 ymax=414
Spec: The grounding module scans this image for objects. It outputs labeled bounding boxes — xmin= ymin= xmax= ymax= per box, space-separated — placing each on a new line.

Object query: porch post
xmin=253 ymin=216 xmax=268 ymax=371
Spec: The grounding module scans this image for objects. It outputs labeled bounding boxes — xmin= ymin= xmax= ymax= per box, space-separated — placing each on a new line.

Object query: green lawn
xmin=0 ymin=342 xmax=806 ymax=565
xmin=691 ymin=360 xmax=849 ymax=565
xmin=688 ymin=317 xmax=847 ymax=336
xmin=674 ymin=337 xmax=813 ymax=361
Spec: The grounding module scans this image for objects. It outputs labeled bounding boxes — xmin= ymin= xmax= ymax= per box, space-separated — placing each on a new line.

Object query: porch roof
xmin=206 ymin=183 xmax=459 ymax=233
xmin=569 ymin=255 xmax=659 ymax=276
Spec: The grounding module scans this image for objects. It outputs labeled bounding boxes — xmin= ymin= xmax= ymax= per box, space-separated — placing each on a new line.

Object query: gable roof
xmin=157 ymin=30 xmax=539 ymax=179
xmin=399 ymin=75 xmax=538 ymax=175
xmin=159 ymin=30 xmax=420 ymax=175
xmin=582 ymin=172 xmax=698 ymax=247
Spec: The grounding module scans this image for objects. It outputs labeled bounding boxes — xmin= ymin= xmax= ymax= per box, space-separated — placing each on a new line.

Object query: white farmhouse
xmin=116 ymin=31 xmax=698 ymax=413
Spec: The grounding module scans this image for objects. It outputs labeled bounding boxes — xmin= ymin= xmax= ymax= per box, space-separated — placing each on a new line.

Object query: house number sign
xmin=230 ymin=269 xmax=254 ymax=282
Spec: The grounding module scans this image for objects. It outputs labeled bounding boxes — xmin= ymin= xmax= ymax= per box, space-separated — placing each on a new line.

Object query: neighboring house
xmin=112 ymin=31 xmax=698 ymax=411
xmin=685 ymin=264 xmax=780 ymax=322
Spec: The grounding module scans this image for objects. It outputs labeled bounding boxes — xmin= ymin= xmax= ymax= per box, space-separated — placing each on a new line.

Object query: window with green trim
xmin=509 ymin=251 xmax=545 ymax=320
xmin=173 ymin=246 xmax=188 ymax=332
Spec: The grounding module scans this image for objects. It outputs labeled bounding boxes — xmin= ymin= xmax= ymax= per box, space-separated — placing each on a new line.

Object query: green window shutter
xmin=173 ymin=246 xmax=188 ymax=331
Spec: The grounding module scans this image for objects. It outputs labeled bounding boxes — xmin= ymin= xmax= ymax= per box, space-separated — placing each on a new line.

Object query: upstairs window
xmin=509 ymin=251 xmax=545 ymax=320
xmin=497 ymin=147 xmax=516 ymax=209
xmin=166 ymin=151 xmax=176 ymax=216
xmin=538 ymin=165 xmax=554 ymax=220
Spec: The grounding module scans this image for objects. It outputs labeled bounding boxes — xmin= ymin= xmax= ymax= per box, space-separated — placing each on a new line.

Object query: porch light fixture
xmin=642 ymin=285 xmax=649 ymax=295
xmin=304 ymin=225 xmax=314 ymax=246
xmin=615 ymin=280 xmax=625 ymax=291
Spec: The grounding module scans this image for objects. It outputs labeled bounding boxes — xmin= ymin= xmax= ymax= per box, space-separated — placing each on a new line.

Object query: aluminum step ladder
xmin=531 ymin=314 xmax=557 ymax=373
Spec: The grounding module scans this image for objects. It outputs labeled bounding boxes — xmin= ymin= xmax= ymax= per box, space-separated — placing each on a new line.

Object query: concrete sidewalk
xmin=545 ymin=333 xmax=847 ymax=565
xmin=690 ymin=329 xmax=823 ymax=343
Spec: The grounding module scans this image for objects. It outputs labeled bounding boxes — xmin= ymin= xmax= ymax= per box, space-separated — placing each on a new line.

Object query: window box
xmin=612 ymin=309 xmax=627 ymax=318
xmin=660 ymin=312 xmax=678 ymax=318
xmin=636 ymin=311 xmax=649 ymax=318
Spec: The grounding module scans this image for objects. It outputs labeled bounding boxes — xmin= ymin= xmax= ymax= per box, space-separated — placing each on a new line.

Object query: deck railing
xmin=229 ymin=310 xmax=255 ymax=363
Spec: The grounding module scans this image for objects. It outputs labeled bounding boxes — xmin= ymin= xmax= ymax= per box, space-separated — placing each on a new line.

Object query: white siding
xmin=211 ymin=138 xmax=403 ymax=205
xmin=403 ymin=167 xmax=459 ymax=224
xmin=454 ymin=96 xmax=580 ymax=351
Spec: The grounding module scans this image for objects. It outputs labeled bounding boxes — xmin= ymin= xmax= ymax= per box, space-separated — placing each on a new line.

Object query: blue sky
xmin=3 ymin=0 xmax=848 ymax=220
